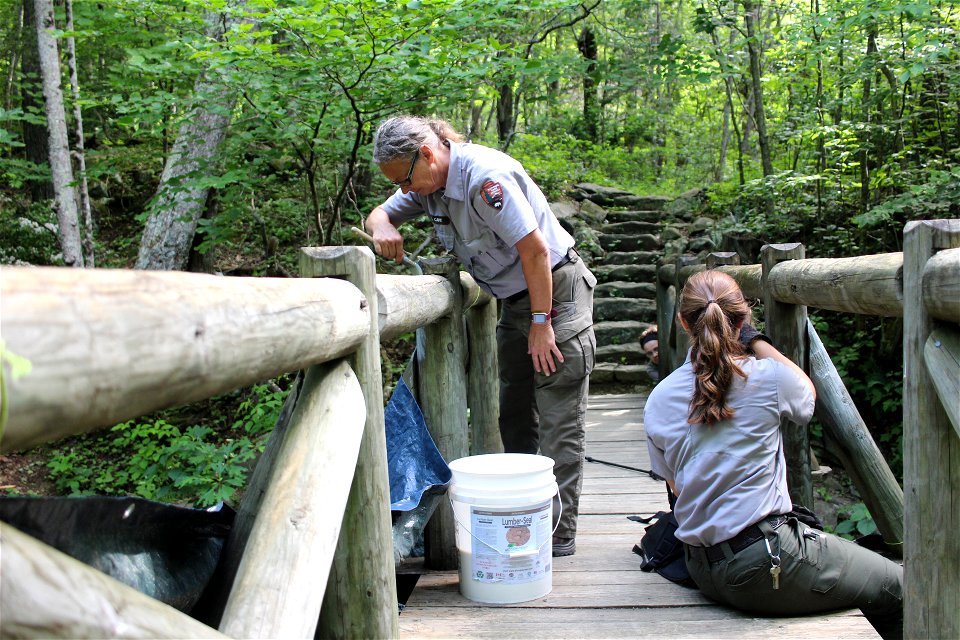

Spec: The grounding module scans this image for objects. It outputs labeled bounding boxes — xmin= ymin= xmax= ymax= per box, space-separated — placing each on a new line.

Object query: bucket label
xmin=468 ymin=500 xmax=552 ymax=584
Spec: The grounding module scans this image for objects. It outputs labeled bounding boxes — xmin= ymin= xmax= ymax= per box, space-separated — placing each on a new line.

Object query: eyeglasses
xmin=392 ymin=149 xmax=419 ymax=187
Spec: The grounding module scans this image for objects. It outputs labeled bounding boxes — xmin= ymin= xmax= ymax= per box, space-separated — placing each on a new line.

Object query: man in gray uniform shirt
xmin=365 ymin=115 xmax=596 ymax=557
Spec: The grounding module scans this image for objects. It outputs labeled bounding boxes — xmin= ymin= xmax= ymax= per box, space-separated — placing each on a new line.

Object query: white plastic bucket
xmin=448 ymin=453 xmax=558 ymax=604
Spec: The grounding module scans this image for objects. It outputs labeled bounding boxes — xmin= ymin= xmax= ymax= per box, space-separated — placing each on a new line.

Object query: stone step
xmin=571 ymin=184 xmax=672 ymax=211
xmin=593 ymin=320 xmax=651 ymax=345
xmin=606 ymin=210 xmax=665 ymax=224
xmin=593 ymin=263 xmax=657 ymax=284
xmin=598 ymin=236 xmax=659 ymax=254
xmin=601 ymin=250 xmax=659 ymax=266
xmin=600 ymin=221 xmax=662 ymax=235
xmin=593 ymin=297 xmax=656 ymax=323
xmin=596 ymin=341 xmax=647 ymax=365
xmin=590 ymin=362 xmax=655 ymax=385
xmin=597 ymin=233 xmax=661 ymax=252
xmin=595 ymin=280 xmax=656 ymax=299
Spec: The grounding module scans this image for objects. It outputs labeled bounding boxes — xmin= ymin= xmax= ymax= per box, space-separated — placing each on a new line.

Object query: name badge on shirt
xmin=430 ymin=215 xmax=451 ymax=225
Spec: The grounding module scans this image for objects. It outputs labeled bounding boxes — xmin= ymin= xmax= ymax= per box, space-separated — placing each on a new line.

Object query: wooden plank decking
xmin=399 ymin=393 xmax=879 ymax=639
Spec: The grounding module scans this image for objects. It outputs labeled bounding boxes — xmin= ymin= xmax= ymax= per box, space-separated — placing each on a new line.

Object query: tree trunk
xmin=812 ymin=0 xmax=824 ymax=220
xmin=33 ymin=0 xmax=83 ymax=267
xmin=717 ymin=96 xmax=731 ymax=182
xmin=135 ymin=8 xmax=248 ymax=271
xmin=860 ymin=21 xmax=877 ymax=212
xmin=742 ymin=0 xmax=773 ymax=176
xmin=496 ymin=74 xmax=514 ymax=147
xmin=4 ymin=4 xmax=23 ymax=110
xmin=65 ymin=0 xmax=94 ymax=267
xmin=577 ymin=26 xmax=598 ymax=143
xmin=21 ymin=0 xmax=53 ymax=203
xmin=739 ymin=80 xmax=755 ymax=159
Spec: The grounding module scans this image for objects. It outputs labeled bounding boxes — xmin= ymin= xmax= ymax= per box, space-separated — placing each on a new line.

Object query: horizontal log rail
xmin=0 ymin=266 xmax=492 ymax=453
xmin=377 ymin=271 xmax=492 ymax=341
xmin=657 ymin=250 xmax=958 ymax=322
xmin=0 ymin=267 xmax=369 ymax=453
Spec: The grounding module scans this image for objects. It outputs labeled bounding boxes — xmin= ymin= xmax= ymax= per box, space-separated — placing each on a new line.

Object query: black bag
xmin=0 ymin=496 xmax=234 ymax=612
xmin=631 ymin=510 xmax=697 ymax=589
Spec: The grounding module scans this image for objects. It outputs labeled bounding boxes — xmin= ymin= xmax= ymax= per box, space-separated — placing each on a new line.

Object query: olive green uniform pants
xmin=685 ymin=516 xmax=903 ymax=636
xmin=497 ymin=257 xmax=596 ymax=540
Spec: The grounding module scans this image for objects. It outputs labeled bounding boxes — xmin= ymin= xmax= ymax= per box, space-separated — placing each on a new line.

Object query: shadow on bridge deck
xmin=398 ymin=393 xmax=879 ymax=639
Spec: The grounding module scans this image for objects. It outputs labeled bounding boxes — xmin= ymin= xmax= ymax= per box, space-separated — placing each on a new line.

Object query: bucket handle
xmin=448 ymin=490 xmax=561 ymax=558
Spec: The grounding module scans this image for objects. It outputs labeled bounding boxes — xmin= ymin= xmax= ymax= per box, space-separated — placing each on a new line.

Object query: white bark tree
xmin=135 ymin=8 xmax=249 ymax=271
xmin=65 ymin=0 xmax=94 ymax=267
xmin=33 ymin=0 xmax=83 ymax=267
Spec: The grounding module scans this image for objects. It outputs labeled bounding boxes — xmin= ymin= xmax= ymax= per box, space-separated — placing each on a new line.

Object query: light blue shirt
xmin=643 ymin=354 xmax=815 ymax=546
xmin=381 ymin=141 xmax=573 ymax=299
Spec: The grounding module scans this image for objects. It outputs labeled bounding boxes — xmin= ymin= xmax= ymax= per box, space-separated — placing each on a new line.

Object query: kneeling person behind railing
xmin=365 ymin=115 xmax=597 ymax=558
xmin=643 ymin=270 xmax=903 ymax=639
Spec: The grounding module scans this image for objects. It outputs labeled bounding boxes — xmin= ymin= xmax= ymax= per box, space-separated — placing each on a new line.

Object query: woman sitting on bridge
xmin=643 ymin=270 xmax=903 ymax=638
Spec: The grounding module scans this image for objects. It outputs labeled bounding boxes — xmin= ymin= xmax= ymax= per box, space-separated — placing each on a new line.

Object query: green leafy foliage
xmin=45 ymin=381 xmax=289 ymax=507
xmin=835 ymin=502 xmax=878 ymax=539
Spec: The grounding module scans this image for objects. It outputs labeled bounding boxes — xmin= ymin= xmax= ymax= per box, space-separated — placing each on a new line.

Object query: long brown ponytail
xmin=679 ymin=271 xmax=751 ymax=425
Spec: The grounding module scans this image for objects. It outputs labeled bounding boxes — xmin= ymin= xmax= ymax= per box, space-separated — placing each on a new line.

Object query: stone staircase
xmin=553 ymin=184 xmax=709 ymax=389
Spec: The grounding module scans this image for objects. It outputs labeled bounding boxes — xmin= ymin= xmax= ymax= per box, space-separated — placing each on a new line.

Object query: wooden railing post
xmin=706 ymin=251 xmax=740 ymax=270
xmin=299 ymin=247 xmax=398 ymax=640
xmin=761 ymin=243 xmax=813 ymax=508
xmin=655 ymin=263 xmax=676 ymax=379
xmin=671 ymin=255 xmax=700 ymax=370
xmin=219 ymin=360 xmax=366 ymax=639
xmin=903 ymin=220 xmax=960 ymax=640
xmin=417 ymin=257 xmax=469 ymax=570
xmin=466 ymin=295 xmax=501 ymax=455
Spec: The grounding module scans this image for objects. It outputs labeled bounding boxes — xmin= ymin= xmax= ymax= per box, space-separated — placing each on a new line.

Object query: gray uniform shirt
xmin=643 ymin=355 xmax=815 ymax=546
xmin=380 ymin=141 xmax=574 ymax=298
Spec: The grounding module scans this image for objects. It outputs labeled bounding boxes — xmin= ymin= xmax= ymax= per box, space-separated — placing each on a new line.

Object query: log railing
xmin=655 ymin=220 xmax=960 ymax=640
xmin=0 ymin=246 xmax=499 ymax=639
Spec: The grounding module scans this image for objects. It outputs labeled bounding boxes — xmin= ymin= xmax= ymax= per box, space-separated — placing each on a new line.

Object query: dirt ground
xmin=0 ymin=450 xmax=56 ymax=496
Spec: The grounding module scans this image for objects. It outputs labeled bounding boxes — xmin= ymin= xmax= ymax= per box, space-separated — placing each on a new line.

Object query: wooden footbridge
xmin=400 ymin=393 xmax=878 ymax=639
xmin=1 ymin=220 xmax=957 ymax=639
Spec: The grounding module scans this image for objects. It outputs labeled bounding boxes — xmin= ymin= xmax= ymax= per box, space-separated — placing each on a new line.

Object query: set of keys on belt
xmin=764 ymin=537 xmax=782 ymax=589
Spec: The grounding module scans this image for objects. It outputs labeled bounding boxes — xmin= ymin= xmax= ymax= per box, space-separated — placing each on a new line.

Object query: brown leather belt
xmin=703 ymin=514 xmax=788 ymax=563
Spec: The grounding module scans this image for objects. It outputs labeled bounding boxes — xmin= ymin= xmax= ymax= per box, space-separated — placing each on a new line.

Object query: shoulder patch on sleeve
xmin=479 ymin=180 xmax=505 ymax=210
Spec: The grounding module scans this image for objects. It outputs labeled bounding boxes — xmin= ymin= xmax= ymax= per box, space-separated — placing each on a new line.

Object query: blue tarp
xmin=385 ymin=377 xmax=451 ymax=511
xmin=384 ymin=376 xmax=451 ymax=564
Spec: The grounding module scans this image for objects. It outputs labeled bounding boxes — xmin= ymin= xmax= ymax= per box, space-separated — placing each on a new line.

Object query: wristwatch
xmin=531 ymin=312 xmax=550 ymax=325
